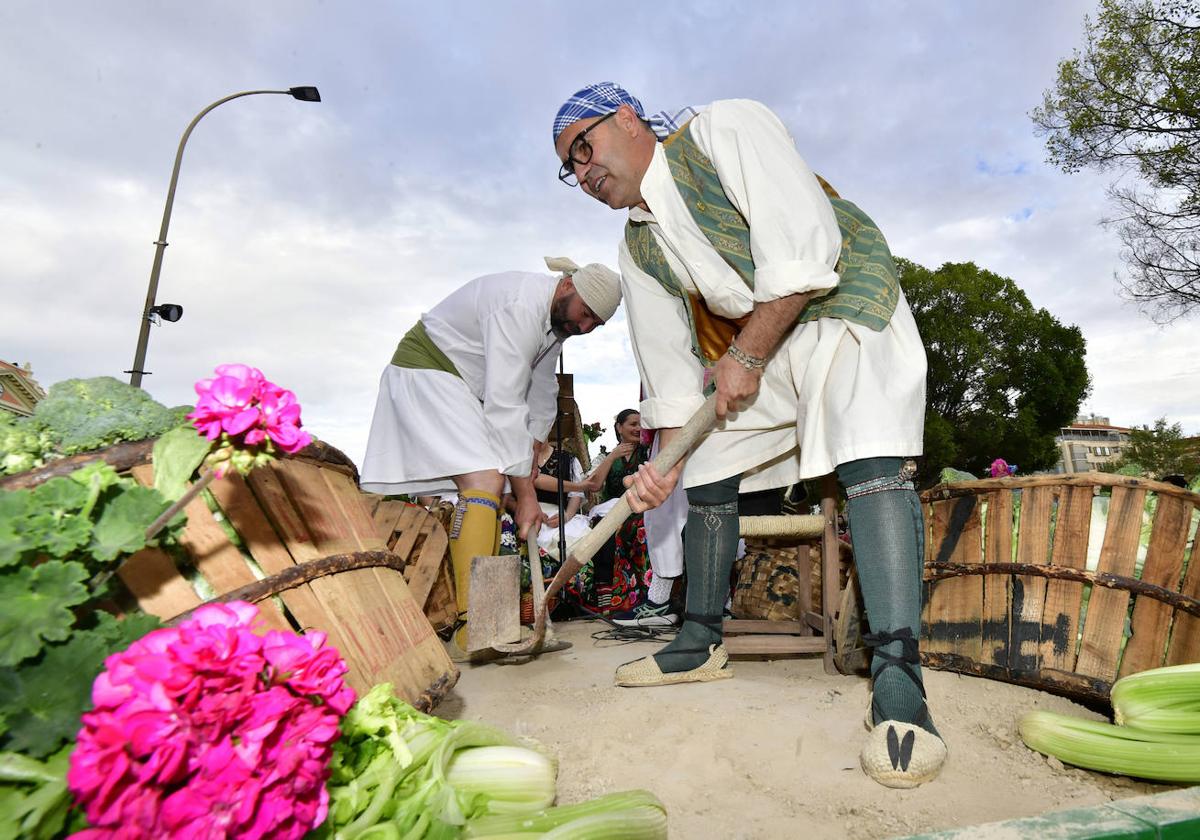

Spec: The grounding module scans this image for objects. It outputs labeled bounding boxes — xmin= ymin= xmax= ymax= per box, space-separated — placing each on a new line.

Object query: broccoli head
xmin=32 ymin=377 xmax=184 ymax=454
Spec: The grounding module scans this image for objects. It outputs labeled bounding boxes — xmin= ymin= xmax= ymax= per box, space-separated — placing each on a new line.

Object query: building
xmin=1054 ymin=413 xmax=1132 ymax=474
xmin=0 ymin=361 xmax=46 ymax=417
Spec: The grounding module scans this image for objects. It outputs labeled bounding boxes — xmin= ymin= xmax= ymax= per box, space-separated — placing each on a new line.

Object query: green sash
xmin=390 ymin=319 xmax=460 ymax=377
xmin=624 ymin=120 xmax=900 ymax=365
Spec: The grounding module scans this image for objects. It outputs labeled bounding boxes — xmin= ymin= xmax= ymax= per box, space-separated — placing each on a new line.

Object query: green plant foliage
xmin=152 ymin=424 xmax=215 ymax=502
xmin=1032 ymin=0 xmax=1200 ymax=322
xmin=0 ymin=612 xmax=161 ymax=760
xmin=899 ymin=258 xmax=1091 ymax=486
xmin=0 ymin=745 xmax=74 ymax=840
xmin=0 ymin=461 xmax=178 ymax=762
xmin=0 ymin=563 xmax=90 ymax=667
xmin=90 ymin=485 xmax=171 ymax=563
xmin=1113 ymin=417 xmax=1200 ymax=479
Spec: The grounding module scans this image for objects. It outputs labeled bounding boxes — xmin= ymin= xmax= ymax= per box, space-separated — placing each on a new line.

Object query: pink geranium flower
xmin=68 ymin=602 xmax=354 ymax=840
xmin=186 ymin=365 xmax=313 ymax=477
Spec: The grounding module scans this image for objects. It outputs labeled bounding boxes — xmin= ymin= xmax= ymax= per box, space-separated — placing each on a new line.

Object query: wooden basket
xmin=3 ymin=439 xmax=459 ymax=712
xmin=732 ymin=539 xmax=812 ymax=622
xmin=920 ymin=473 xmax=1200 ymax=705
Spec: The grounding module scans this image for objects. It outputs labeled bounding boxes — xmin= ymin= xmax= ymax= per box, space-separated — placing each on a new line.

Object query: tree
xmin=1114 ymin=417 xmax=1200 ymax=477
xmin=1031 ymin=0 xmax=1200 ymax=322
xmin=899 ymin=259 xmax=1092 ymax=486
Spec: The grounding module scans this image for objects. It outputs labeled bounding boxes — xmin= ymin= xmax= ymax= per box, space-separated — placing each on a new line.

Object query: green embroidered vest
xmin=624 ymin=120 xmax=900 ymax=365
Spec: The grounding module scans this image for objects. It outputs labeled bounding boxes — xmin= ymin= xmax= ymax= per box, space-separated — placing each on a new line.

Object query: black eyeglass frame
xmin=557 ymin=110 xmax=618 ymax=186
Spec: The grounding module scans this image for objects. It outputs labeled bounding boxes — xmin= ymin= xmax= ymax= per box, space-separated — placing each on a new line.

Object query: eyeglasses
xmin=557 ymin=111 xmax=617 ymax=187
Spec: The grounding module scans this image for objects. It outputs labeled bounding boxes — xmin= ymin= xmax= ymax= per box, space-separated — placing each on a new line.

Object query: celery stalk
xmin=463 ymin=790 xmax=667 ymax=839
xmin=1020 ymin=709 xmax=1200 ymax=782
xmin=1112 ymin=662 xmax=1200 ymax=733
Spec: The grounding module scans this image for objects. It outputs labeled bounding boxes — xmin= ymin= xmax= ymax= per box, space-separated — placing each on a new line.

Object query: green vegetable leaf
xmin=89 ymin=485 xmax=171 ymax=562
xmin=0 ymin=632 xmax=110 ymax=758
xmin=152 ymin=425 xmax=213 ymax=502
xmin=0 ymin=562 xmax=90 ymax=666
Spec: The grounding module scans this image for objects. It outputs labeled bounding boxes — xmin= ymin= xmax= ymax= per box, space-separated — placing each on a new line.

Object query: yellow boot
xmin=447 ymin=490 xmax=501 ymax=657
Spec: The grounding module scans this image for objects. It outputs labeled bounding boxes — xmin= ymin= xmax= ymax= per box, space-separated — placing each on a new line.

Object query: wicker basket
xmin=732 ymin=538 xmax=815 ymax=621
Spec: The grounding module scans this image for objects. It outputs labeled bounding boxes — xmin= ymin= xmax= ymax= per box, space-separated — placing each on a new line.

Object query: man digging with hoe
xmin=551 ymin=82 xmax=945 ymax=788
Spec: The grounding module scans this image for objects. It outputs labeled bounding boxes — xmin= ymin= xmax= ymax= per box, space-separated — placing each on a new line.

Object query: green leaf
xmin=0 ymin=562 xmax=90 ymax=667
xmin=91 ymin=610 xmax=162 ymax=651
xmin=0 ymin=632 xmax=109 ymax=758
xmin=0 ymin=492 xmax=34 ymax=568
xmin=152 ymin=425 xmax=213 ymax=502
xmin=39 ymin=517 xmax=93 ymax=560
xmin=89 ymin=485 xmax=171 ymax=563
xmin=30 ymin=477 xmax=89 ymax=515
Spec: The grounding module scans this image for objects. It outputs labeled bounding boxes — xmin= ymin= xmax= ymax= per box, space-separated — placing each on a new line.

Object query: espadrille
xmin=860 ymin=720 xmax=947 ymax=788
xmin=614 ymin=643 xmax=733 ymax=687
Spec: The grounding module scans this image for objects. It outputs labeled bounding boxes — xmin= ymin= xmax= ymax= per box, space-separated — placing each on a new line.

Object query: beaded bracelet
xmin=726 ymin=341 xmax=766 ymax=371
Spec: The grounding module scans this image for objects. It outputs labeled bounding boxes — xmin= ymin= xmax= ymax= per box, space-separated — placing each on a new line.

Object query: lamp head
xmin=150 ymin=303 xmax=184 ymax=323
xmin=289 ymin=86 xmax=321 ymax=102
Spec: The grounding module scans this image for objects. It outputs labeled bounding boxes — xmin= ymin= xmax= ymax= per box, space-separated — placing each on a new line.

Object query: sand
xmin=437 ymin=619 xmax=1176 ymax=840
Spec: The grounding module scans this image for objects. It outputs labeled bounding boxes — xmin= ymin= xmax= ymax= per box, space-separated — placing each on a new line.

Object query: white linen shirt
xmin=617 ymin=99 xmax=927 ymax=488
xmin=422 ymin=272 xmax=562 ymax=477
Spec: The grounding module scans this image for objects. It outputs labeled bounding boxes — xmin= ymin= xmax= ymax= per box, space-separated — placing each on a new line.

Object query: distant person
xmin=551 ymin=83 xmax=940 ymax=787
xmin=361 ymin=257 xmax=620 ymax=658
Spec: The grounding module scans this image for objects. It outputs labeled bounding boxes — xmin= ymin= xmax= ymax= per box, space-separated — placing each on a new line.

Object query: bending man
xmin=361 ymin=257 xmax=620 ymax=656
xmin=551 ymin=83 xmax=943 ymax=787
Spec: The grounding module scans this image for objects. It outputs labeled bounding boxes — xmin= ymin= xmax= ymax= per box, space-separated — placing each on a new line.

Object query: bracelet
xmin=726 ymin=341 xmax=766 ymax=371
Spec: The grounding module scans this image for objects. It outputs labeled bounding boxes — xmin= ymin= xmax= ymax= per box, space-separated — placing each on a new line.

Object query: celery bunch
xmin=1019 ymin=663 xmax=1200 ymax=783
xmin=314 ymin=684 xmax=557 ymax=839
xmin=314 ymin=685 xmax=669 ymax=839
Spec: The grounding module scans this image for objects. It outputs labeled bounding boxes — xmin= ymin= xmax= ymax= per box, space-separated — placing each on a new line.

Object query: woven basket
xmin=732 ymin=538 xmax=814 ymax=621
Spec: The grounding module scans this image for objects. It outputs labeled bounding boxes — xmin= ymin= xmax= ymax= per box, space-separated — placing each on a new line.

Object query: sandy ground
xmin=437 ymin=619 xmax=1178 ymax=840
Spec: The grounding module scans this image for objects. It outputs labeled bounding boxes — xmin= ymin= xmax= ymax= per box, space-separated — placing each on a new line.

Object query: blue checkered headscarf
xmin=552 ymin=82 xmax=696 ymax=143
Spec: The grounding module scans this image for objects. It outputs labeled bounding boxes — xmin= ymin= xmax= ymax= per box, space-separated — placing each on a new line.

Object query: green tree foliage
xmin=899 ymin=259 xmax=1091 ymax=485
xmin=1031 ymin=0 xmax=1200 ymax=322
xmin=1114 ymin=417 xmax=1200 ymax=477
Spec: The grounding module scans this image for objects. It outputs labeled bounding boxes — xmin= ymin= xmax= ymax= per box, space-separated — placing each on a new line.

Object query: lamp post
xmin=126 ymin=86 xmax=321 ymax=387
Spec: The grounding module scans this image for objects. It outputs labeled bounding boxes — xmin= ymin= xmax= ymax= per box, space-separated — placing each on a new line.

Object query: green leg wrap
xmin=837 ymin=457 xmax=939 ymax=737
xmin=653 ymin=474 xmax=741 ymax=673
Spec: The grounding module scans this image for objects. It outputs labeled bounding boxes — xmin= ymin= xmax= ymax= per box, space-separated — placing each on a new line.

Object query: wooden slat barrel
xmin=920 ymin=473 xmax=1200 ymax=705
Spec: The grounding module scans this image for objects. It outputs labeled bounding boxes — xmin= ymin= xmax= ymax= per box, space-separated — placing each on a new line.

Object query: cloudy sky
xmin=2 ymin=0 xmax=1195 ymax=466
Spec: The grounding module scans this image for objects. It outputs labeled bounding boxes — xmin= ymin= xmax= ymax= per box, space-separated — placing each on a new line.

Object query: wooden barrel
xmin=919 ymin=473 xmax=1200 ymax=705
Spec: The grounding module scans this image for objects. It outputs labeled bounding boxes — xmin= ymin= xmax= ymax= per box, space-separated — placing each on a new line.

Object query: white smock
xmin=617 ymin=99 xmax=926 ymax=491
xmin=360 ymin=272 xmax=562 ymax=496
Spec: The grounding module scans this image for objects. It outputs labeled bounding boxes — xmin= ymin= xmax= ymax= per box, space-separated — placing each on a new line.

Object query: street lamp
xmin=126 ymin=86 xmax=322 ymax=387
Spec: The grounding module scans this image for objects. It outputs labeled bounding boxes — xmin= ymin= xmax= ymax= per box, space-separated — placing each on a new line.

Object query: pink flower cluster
xmin=68 ymin=602 xmax=355 ymax=840
xmin=188 ymin=364 xmax=312 ymax=460
xmin=990 ymin=458 xmax=1018 ymax=478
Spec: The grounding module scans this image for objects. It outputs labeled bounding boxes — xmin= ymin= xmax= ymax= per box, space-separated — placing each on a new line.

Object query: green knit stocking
xmin=653 ymin=475 xmax=740 ymax=673
xmin=837 ymin=457 xmax=939 ymax=737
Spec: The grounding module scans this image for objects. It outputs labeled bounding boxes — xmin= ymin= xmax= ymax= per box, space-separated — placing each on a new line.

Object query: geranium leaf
xmin=0 ymin=491 xmax=34 ymax=568
xmin=0 ymin=633 xmax=109 ymax=758
xmin=91 ymin=610 xmax=162 ymax=651
xmin=152 ymin=425 xmax=212 ymax=502
xmin=89 ymin=485 xmax=171 ymax=563
xmin=0 ymin=562 xmax=90 ymax=667
xmin=39 ymin=516 xmax=93 ymax=559
xmin=30 ymin=477 xmax=90 ymax=515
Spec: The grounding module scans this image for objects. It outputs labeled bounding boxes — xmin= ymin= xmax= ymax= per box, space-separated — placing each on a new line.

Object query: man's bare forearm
xmin=733 ymin=291 xmax=813 ymax=358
